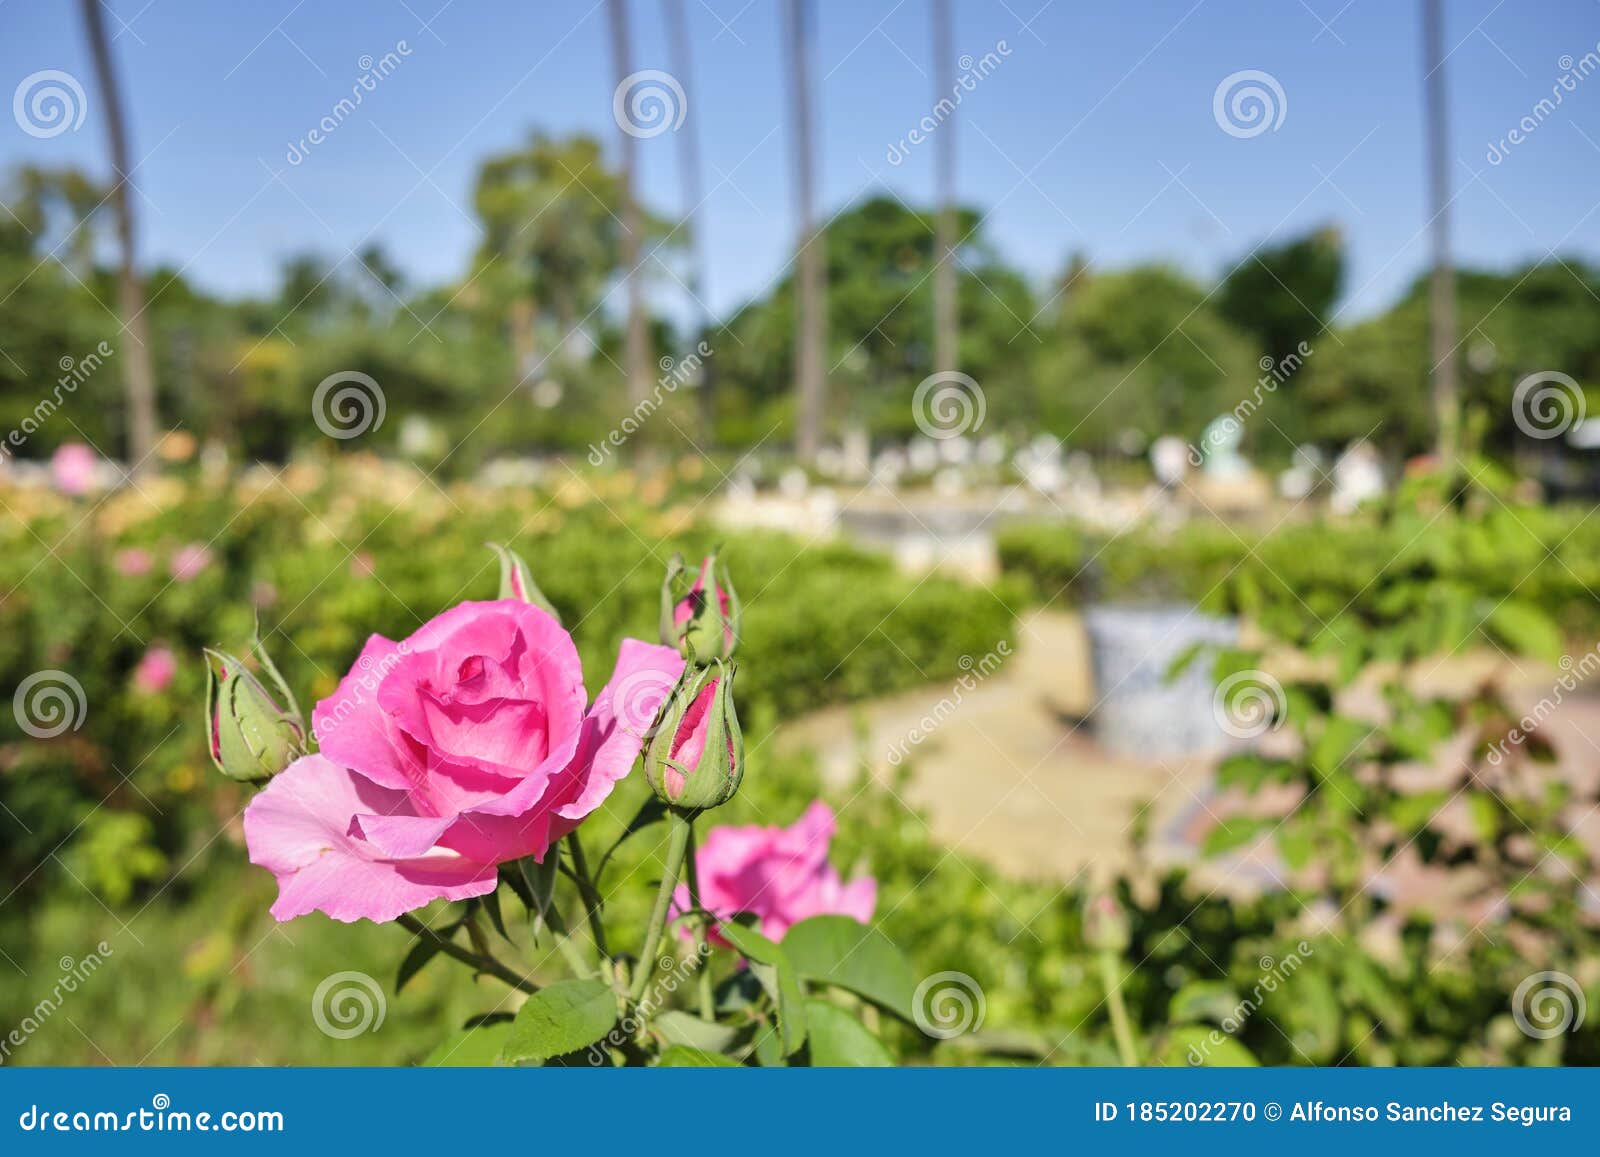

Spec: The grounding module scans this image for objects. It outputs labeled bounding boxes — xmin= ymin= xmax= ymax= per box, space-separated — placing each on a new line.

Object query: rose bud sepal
xmin=659 ymin=550 xmax=740 ymax=663
xmin=643 ymin=660 xmax=744 ymax=812
xmin=203 ymin=644 xmax=306 ymax=783
xmin=487 ymin=542 xmax=561 ymax=623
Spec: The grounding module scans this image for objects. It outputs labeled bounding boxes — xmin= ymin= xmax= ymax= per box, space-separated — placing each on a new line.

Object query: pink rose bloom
xmin=243 ymin=600 xmax=684 ymax=923
xmin=113 ymin=548 xmax=152 ymax=577
xmin=51 ymin=442 xmax=98 ymax=496
xmin=170 ymin=543 xmax=213 ymax=582
xmin=132 ymin=646 xmax=176 ymax=694
xmin=675 ymin=801 xmax=877 ymax=943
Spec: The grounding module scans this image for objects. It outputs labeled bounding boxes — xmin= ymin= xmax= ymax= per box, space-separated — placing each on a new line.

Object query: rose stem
xmin=682 ymin=821 xmax=715 ymax=1019
xmin=628 ymin=808 xmax=692 ymax=1004
xmin=395 ymin=912 xmax=540 ymax=995
xmin=1098 ymin=948 xmax=1139 ymax=1066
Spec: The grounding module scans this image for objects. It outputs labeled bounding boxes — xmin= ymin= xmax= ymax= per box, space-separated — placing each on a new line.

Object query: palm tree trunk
xmin=1422 ymin=0 xmax=1459 ymax=465
xmin=80 ymin=0 xmax=158 ymax=475
xmin=608 ymin=0 xmax=651 ymax=412
xmin=663 ymin=0 xmax=717 ymax=443
xmin=785 ymin=0 xmax=826 ymax=463
xmin=932 ymin=0 xmax=958 ymax=376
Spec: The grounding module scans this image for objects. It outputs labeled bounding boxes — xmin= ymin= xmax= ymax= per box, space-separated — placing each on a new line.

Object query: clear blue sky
xmin=3 ymin=0 xmax=1598 ymax=326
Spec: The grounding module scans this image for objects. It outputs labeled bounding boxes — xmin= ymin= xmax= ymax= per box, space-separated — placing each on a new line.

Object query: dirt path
xmin=777 ymin=610 xmax=1600 ymax=905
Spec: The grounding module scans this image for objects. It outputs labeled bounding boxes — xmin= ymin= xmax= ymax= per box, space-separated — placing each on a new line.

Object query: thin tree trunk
xmin=663 ymin=0 xmax=717 ymax=444
xmin=932 ymin=0 xmax=958 ymax=376
xmin=1422 ymin=0 xmax=1459 ymax=465
xmin=608 ymin=0 xmax=651 ymax=413
xmin=81 ymin=0 xmax=158 ymax=475
xmin=785 ymin=0 xmax=826 ymax=463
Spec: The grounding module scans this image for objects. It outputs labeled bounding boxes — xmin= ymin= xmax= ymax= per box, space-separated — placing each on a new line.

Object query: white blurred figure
xmin=1330 ymin=441 xmax=1386 ymax=514
xmin=1149 ymin=435 xmax=1190 ymax=488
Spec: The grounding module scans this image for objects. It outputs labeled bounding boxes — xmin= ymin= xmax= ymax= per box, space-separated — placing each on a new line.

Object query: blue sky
xmin=2 ymin=0 xmax=1598 ymax=327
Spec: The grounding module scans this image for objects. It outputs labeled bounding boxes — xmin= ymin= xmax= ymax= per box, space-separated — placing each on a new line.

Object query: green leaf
xmin=1486 ymin=599 xmax=1563 ymax=664
xmin=1167 ymin=981 xmax=1240 ymax=1026
xmin=803 ymin=1000 xmax=895 ymax=1066
xmin=423 ymin=1022 xmax=511 ymax=1067
xmin=653 ymin=1010 xmax=740 ymax=1053
xmin=657 ymin=1046 xmax=739 ymax=1067
xmin=396 ymin=936 xmax=443 ymax=994
xmin=1159 ymin=1025 xmax=1259 ymax=1067
xmin=500 ymin=979 xmax=616 ymax=1065
xmin=781 ymin=915 xmax=918 ymax=1022
xmin=721 ymin=921 xmax=807 ymax=1056
xmin=1202 ymin=815 xmax=1270 ymax=855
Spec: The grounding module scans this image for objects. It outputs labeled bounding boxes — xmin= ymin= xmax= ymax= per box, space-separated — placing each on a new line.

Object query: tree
xmin=663 ymin=0 xmax=716 ymax=439
xmin=81 ymin=0 xmax=159 ymax=473
xmin=931 ymin=0 xmax=958 ymax=376
xmin=1218 ymin=226 xmax=1344 ymax=368
xmin=784 ymin=0 xmax=826 ymax=461
xmin=607 ymin=0 xmax=651 ymax=410
xmin=1422 ymin=0 xmax=1460 ymax=463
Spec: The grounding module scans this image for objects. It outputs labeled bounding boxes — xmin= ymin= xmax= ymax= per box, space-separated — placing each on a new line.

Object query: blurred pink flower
xmin=170 ymin=543 xmax=213 ymax=582
xmin=243 ymin=599 xmax=684 ymax=923
xmin=113 ymin=548 xmax=153 ymax=577
xmin=51 ymin=443 xmax=98 ymax=496
xmin=133 ymin=646 xmax=176 ymax=695
xmin=675 ymin=801 xmax=877 ymax=943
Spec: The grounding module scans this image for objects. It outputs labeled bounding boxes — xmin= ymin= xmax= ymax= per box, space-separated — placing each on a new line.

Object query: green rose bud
xmin=487 ymin=542 xmax=562 ymax=623
xmin=643 ymin=660 xmax=743 ymax=811
xmin=659 ymin=551 xmax=740 ymax=663
xmin=204 ymin=642 xmax=306 ymax=783
xmin=1082 ymin=890 xmax=1131 ymax=954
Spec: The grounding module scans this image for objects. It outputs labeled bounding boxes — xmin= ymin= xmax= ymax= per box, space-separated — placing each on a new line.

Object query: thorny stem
xmin=629 ymin=809 xmax=692 ymax=1004
xmin=395 ymin=913 xmax=540 ymax=995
